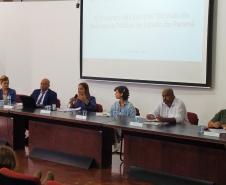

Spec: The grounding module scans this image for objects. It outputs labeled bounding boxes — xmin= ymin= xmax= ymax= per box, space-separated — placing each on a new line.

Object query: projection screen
xmin=81 ymin=0 xmax=214 ymax=87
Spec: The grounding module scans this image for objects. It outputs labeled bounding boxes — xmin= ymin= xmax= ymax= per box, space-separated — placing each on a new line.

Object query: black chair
xmin=135 ymin=107 xmax=140 ymax=116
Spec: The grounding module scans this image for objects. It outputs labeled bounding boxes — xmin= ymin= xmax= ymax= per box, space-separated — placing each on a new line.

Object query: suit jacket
xmin=0 ymin=88 xmax=16 ymax=104
xmin=31 ymin=89 xmax=57 ymax=106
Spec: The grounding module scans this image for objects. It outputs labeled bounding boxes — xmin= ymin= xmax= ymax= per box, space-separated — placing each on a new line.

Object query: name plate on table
xmin=144 ymin=121 xmax=160 ymax=126
xmin=204 ymin=128 xmax=226 ymax=138
xmin=96 ymin=112 xmax=110 ymax=117
xmin=130 ymin=122 xmax=143 ymax=127
xmin=203 ymin=131 xmax=220 ymax=137
xmin=3 ymin=105 xmax=14 ymax=109
xmin=76 ymin=115 xmax=87 ymax=120
xmin=40 ymin=109 xmax=51 ymax=114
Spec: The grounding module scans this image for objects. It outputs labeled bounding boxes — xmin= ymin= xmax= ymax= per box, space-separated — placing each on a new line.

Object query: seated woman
xmin=68 ymin=82 xmax=96 ymax=112
xmin=208 ymin=109 xmax=226 ymax=129
xmin=0 ymin=145 xmax=17 ymax=170
xmin=110 ymin=86 xmax=136 ymax=152
xmin=0 ymin=145 xmax=54 ymax=184
xmin=110 ymin=86 xmax=136 ymax=118
xmin=0 ymin=75 xmax=16 ymax=105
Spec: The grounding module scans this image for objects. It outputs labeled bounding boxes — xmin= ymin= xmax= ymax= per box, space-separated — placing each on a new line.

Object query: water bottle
xmin=7 ymin=95 xmax=11 ymax=105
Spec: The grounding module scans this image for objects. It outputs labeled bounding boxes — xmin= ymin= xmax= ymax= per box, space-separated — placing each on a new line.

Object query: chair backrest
xmin=16 ymin=94 xmax=24 ymax=103
xmin=96 ymin=103 xmax=103 ymax=112
xmin=56 ymin=99 xmax=61 ymax=108
xmin=135 ymin=107 xmax=140 ymax=116
xmin=0 ymin=168 xmax=41 ymax=185
xmin=187 ymin=112 xmax=199 ymax=125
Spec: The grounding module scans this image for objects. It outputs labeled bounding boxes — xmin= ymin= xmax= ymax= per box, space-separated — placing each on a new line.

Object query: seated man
xmin=31 ymin=78 xmax=57 ymax=107
xmin=146 ymin=88 xmax=187 ymax=124
xmin=208 ymin=110 xmax=226 ymax=129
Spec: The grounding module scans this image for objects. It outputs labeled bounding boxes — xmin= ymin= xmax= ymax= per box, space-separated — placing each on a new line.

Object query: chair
xmin=56 ymin=99 xmax=61 ymax=108
xmin=16 ymin=94 xmax=23 ymax=103
xmin=95 ymin=103 xmax=103 ymax=112
xmin=187 ymin=112 xmax=199 ymax=125
xmin=135 ymin=107 xmax=140 ymax=116
xmin=0 ymin=167 xmax=41 ymax=185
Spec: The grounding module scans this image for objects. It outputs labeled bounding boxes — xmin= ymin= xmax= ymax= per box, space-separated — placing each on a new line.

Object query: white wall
xmin=0 ymin=1 xmax=225 ymax=125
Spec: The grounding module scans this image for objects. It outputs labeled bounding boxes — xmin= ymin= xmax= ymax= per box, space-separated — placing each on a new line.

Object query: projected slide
xmin=81 ymin=0 xmax=213 ymax=86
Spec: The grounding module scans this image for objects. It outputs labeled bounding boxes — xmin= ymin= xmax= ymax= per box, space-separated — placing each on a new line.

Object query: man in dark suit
xmin=31 ymin=78 xmax=57 ymax=107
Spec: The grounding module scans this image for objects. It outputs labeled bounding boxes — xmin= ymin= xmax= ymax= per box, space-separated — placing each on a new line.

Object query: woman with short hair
xmin=110 ymin=86 xmax=136 ymax=118
xmin=0 ymin=75 xmax=16 ymax=104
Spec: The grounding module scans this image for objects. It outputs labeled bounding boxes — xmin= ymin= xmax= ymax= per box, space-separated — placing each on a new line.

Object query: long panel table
xmin=1 ymin=108 xmax=226 ymax=184
xmin=11 ymin=109 xmax=114 ymax=169
xmin=0 ymin=109 xmax=25 ymax=149
xmin=106 ymin=118 xmax=226 ymax=185
xmin=0 ymin=108 xmax=114 ymax=168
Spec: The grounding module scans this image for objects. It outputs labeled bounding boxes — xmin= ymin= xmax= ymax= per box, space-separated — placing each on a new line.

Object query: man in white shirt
xmin=146 ymin=88 xmax=187 ymax=124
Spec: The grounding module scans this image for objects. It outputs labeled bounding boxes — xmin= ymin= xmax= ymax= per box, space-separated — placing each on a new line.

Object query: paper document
xmin=57 ymin=107 xmax=81 ymax=112
xmin=209 ymin=128 xmax=226 ymax=134
xmin=96 ymin=112 xmax=110 ymax=117
xmin=144 ymin=121 xmax=161 ymax=126
xmin=3 ymin=105 xmax=14 ymax=109
xmin=145 ymin=118 xmax=159 ymax=122
xmin=130 ymin=122 xmax=143 ymax=127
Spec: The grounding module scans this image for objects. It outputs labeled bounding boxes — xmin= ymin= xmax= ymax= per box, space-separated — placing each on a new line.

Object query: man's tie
xmin=36 ymin=92 xmax=44 ymax=105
